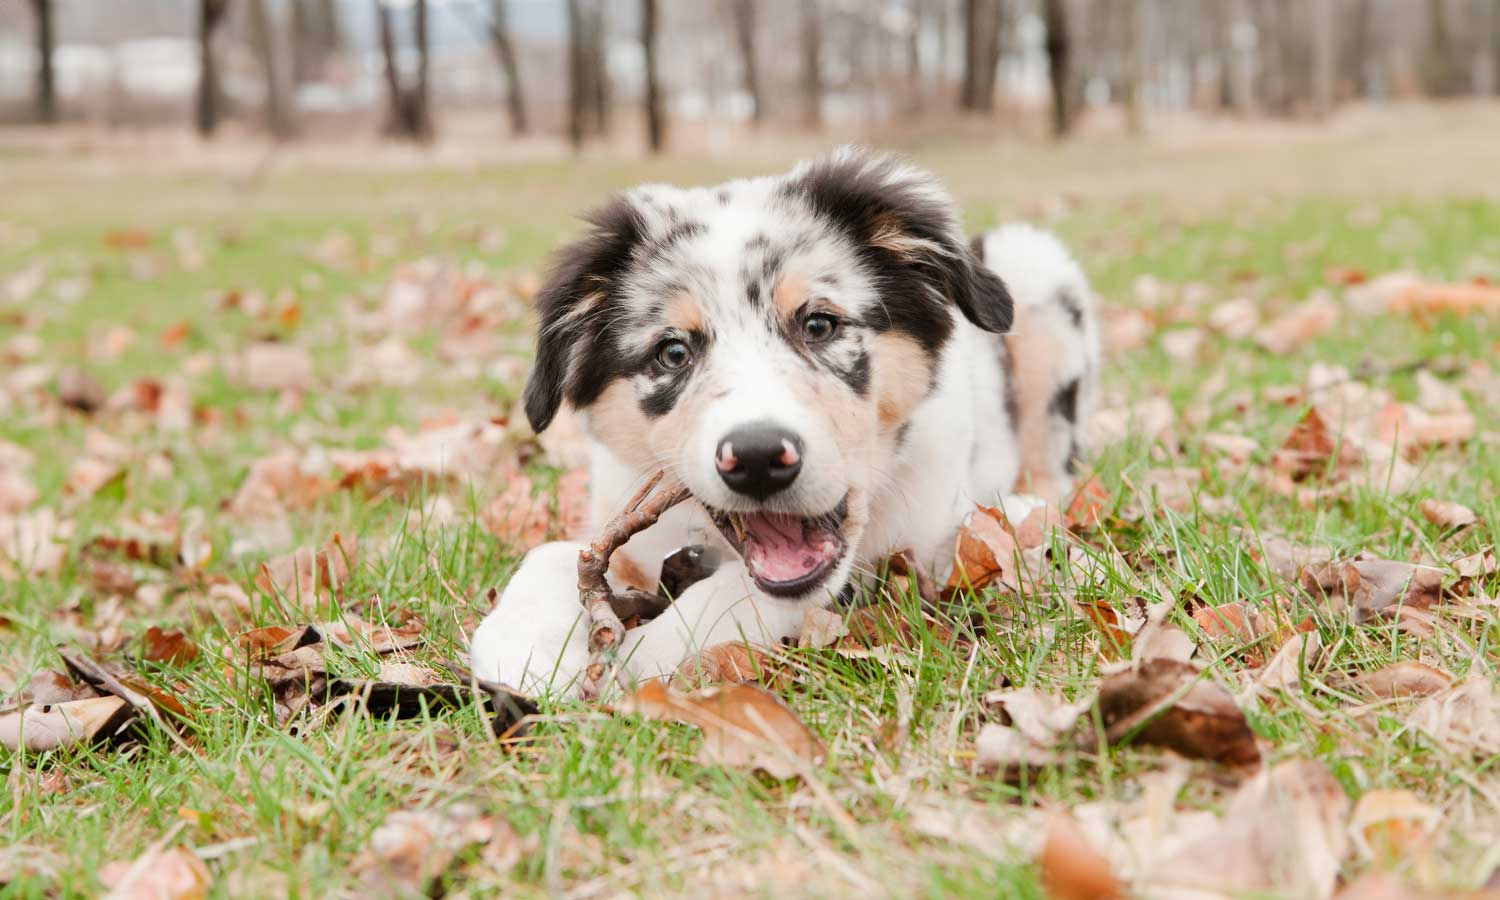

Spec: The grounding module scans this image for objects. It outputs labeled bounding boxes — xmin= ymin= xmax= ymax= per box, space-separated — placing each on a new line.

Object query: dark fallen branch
xmin=576 ymin=470 xmax=690 ymax=699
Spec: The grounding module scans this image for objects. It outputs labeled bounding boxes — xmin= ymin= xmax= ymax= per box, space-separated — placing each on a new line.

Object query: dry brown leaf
xmin=1256 ymin=630 xmax=1324 ymax=692
xmin=1352 ymin=661 xmax=1453 ymax=699
xmin=241 ymin=341 xmax=314 ymax=392
xmin=1064 ymin=475 xmax=1110 ymax=531
xmin=977 ymin=688 xmax=1092 ymax=772
xmin=228 ymin=450 xmax=331 ymax=520
xmin=798 ymin=607 xmax=848 ymax=649
xmin=1148 ymin=759 xmax=1349 ymax=899
xmin=1039 ymin=811 xmax=1122 ymax=900
xmin=254 ymin=532 xmax=359 ymax=608
xmin=1192 ymin=601 xmax=1257 ymax=642
xmin=64 ymin=457 xmax=123 ymax=502
xmin=100 ymin=846 xmax=211 ymax=900
xmin=1418 ymin=498 xmax=1477 ymax=530
xmin=1410 ymin=676 xmax=1500 ymax=757
xmin=619 ymin=680 xmax=825 ymax=778
xmin=1257 ymin=293 xmax=1340 ymax=354
xmin=1451 ymin=548 xmax=1496 ymax=580
xmin=1131 ymin=618 xmax=1197 ymax=664
xmin=1301 ymin=558 xmax=1443 ymax=623
xmin=0 ymin=696 xmax=135 ymax=752
xmin=1388 ymin=280 xmax=1500 ymax=317
xmin=1095 ymin=658 xmax=1260 ymax=766
xmin=1272 ymin=407 xmax=1362 ymax=481
xmin=141 ymin=627 xmax=199 ymax=665
xmin=352 ymin=806 xmax=512 ymax=900
xmin=1348 ymin=790 xmax=1440 ymax=863
xmin=673 ymin=642 xmax=787 ymax=689
xmin=945 ymin=505 xmax=1020 ymax=595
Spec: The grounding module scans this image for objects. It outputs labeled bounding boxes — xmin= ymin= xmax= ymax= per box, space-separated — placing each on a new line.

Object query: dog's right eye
xmin=655 ymin=339 xmax=692 ymax=370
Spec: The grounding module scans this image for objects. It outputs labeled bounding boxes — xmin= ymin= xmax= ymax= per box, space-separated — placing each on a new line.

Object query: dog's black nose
xmin=716 ymin=423 xmax=802 ymax=500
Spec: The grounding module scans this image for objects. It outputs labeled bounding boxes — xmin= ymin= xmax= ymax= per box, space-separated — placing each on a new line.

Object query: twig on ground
xmin=576 ymin=471 xmax=690 ymax=700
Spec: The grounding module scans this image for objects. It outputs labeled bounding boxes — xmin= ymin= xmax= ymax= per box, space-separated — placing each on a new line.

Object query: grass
xmin=3 ymin=109 xmax=1500 ymax=896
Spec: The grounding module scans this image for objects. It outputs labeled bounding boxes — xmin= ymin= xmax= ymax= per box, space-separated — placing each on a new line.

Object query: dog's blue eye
xmin=802 ymin=313 xmax=838 ymax=343
xmin=656 ymin=339 xmax=692 ymax=370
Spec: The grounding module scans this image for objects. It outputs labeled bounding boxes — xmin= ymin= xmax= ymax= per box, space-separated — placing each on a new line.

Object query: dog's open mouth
xmin=706 ymin=496 xmax=850 ymax=597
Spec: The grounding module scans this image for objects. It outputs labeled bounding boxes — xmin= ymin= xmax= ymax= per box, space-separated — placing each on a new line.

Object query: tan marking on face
xmin=772 ymin=272 xmax=812 ymax=320
xmin=664 ymin=292 xmax=703 ymax=333
xmin=871 ymin=333 xmax=934 ymax=429
xmin=1006 ymin=307 xmax=1066 ymax=498
xmin=869 ymin=213 xmax=943 ymax=264
xmin=585 ymin=381 xmax=654 ymax=470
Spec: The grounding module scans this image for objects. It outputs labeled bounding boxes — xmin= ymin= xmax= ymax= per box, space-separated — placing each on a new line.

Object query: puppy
xmin=471 ymin=148 xmax=1098 ymax=697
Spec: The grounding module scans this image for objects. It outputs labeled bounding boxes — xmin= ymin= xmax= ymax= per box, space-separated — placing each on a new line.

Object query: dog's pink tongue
xmin=742 ymin=512 xmax=837 ymax=584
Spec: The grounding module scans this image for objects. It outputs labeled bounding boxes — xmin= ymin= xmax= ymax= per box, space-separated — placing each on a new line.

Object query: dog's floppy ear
xmin=523 ymin=197 xmax=645 ymax=433
xmin=782 ymin=147 xmax=1013 ymax=336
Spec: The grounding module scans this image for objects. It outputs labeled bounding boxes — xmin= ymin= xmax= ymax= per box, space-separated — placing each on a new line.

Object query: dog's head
xmin=524 ymin=148 xmax=1012 ymax=602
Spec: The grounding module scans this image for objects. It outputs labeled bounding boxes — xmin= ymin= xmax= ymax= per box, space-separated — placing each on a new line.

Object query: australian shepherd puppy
xmin=471 ymin=148 xmax=1098 ymax=697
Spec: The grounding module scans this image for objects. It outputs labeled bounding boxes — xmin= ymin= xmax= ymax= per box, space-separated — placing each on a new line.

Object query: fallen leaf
xmin=57 ymin=367 xmax=106 ymax=414
xmin=254 ymin=532 xmax=359 ymax=609
xmin=1352 ymin=662 xmax=1453 ymax=699
xmin=618 ymin=680 xmax=825 ymax=778
xmin=1418 ymin=498 xmax=1476 ymax=530
xmin=1256 ymin=630 xmax=1324 ymax=692
xmin=1388 ymin=280 xmax=1500 ymax=317
xmin=1064 ymin=476 xmax=1110 ymax=531
xmin=976 ymin=688 xmax=1092 ymax=773
xmin=1038 ymin=811 xmax=1122 ymax=900
xmin=352 ymin=806 xmax=518 ymax=900
xmin=0 ymin=696 xmax=135 ymax=752
xmin=1348 ymin=790 xmax=1439 ymax=863
xmin=1410 ymin=676 xmax=1500 ymax=757
xmin=945 ymin=505 xmax=1020 ymax=595
xmin=1451 ymin=548 xmax=1496 ymax=580
xmin=798 ymin=607 xmax=848 ymax=649
xmin=100 ymin=846 xmax=211 ymax=900
xmin=240 ymin=341 xmax=314 ymax=391
xmin=1095 ymin=658 xmax=1260 ymax=765
xmin=141 ymin=628 xmax=199 ymax=665
xmin=1272 ymin=407 xmax=1361 ymax=481
xmin=1257 ymin=293 xmax=1340 ymax=354
xmin=672 ymin=642 xmax=786 ymax=689
xmin=1301 ymin=558 xmax=1443 ymax=623
xmin=1147 ymin=759 xmax=1349 ymax=899
xmin=228 ymin=450 xmax=331 ymax=520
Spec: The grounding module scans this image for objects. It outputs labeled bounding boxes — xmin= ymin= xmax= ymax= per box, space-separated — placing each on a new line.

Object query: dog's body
xmin=471 ymin=150 xmax=1097 ymax=696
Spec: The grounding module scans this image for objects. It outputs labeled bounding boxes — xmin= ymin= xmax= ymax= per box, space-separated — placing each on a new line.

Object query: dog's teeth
xmin=730 ymin=513 xmax=747 ymax=542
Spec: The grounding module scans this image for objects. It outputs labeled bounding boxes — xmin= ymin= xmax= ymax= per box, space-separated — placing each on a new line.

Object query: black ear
xmin=523 ymin=197 xmax=645 ymax=433
xmin=782 ymin=148 xmax=1014 ymax=339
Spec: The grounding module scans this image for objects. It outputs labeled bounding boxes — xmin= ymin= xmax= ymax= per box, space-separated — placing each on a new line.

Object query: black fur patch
xmin=781 ymin=153 xmax=1013 ymax=358
xmin=641 ymin=377 xmax=689 ymax=418
xmin=524 ymin=196 xmax=648 ymax=432
xmin=1056 ymin=288 xmax=1085 ymax=329
xmin=841 ymin=350 xmax=871 ymax=396
xmin=1050 ymin=377 xmax=1080 ymax=424
xmin=745 ymin=280 xmax=762 ymax=307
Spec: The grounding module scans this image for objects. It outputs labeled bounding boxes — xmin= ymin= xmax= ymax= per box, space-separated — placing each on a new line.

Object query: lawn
xmin=3 ymin=107 xmax=1500 ymax=898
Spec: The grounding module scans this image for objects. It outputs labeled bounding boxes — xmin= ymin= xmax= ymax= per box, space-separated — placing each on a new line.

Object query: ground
xmin=2 ymin=104 xmax=1500 ymax=898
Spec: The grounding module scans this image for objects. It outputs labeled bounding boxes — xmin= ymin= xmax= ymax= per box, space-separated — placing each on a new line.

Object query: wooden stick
xmin=576 ymin=471 xmax=689 ymax=699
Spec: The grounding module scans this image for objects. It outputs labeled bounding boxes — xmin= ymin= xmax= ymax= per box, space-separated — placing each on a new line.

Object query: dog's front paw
xmin=469 ymin=542 xmax=592 ymax=699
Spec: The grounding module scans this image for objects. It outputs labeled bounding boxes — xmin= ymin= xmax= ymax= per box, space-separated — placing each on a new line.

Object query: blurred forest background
xmin=3 ymin=0 xmax=1499 ymax=153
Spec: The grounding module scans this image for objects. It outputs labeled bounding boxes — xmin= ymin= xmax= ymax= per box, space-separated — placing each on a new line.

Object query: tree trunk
xmin=1042 ymin=0 xmax=1072 ymax=135
xmin=567 ymin=0 xmax=587 ymax=148
xmin=249 ymin=0 xmax=296 ymax=139
xmin=1344 ymin=0 xmax=1373 ymax=98
xmin=642 ymin=0 xmax=665 ymax=152
xmin=292 ymin=0 xmax=341 ymax=84
xmin=1424 ymin=0 xmax=1467 ymax=96
xmin=960 ymin=0 xmax=1003 ymax=111
xmin=1492 ymin=0 xmax=1500 ymax=95
xmin=582 ymin=1 xmax=609 ymax=136
xmin=730 ymin=0 xmax=764 ymax=125
xmin=1121 ymin=0 xmax=1143 ymax=132
xmin=488 ymin=0 xmax=528 ymax=134
xmin=376 ymin=0 xmax=431 ymax=140
xmin=801 ymin=0 xmax=823 ymax=129
xmin=196 ymin=0 xmax=231 ymax=137
xmin=935 ymin=0 xmax=950 ymax=95
xmin=28 ymin=0 xmax=57 ymax=124
xmin=1311 ymin=0 xmax=1335 ymax=114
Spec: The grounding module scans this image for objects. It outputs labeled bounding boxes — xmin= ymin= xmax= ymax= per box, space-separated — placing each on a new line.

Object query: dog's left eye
xmin=655 ymin=338 xmax=693 ymax=370
xmin=802 ymin=313 xmax=838 ymax=344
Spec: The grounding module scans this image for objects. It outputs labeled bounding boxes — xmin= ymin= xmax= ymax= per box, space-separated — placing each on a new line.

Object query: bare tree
xmin=1311 ymin=0 xmax=1335 ymax=114
xmin=960 ymin=0 xmax=1004 ymax=111
xmin=1424 ymin=0 xmax=1468 ymax=96
xmin=376 ymin=0 xmax=432 ymax=140
xmin=1492 ymin=0 xmax=1500 ymax=95
xmin=291 ymin=0 xmax=341 ymax=85
xmin=801 ymin=0 xmax=824 ymax=129
xmin=642 ymin=0 xmax=665 ymax=152
xmin=566 ymin=0 xmax=610 ymax=147
xmin=1042 ymin=0 xmax=1072 ymax=135
xmin=486 ymin=0 xmax=528 ymax=134
xmin=1121 ymin=0 xmax=1143 ymax=132
xmin=249 ymin=0 xmax=296 ymax=139
xmin=27 ymin=0 xmax=56 ymax=123
xmin=1343 ymin=0 xmax=1374 ymax=98
xmin=196 ymin=0 xmax=231 ymax=137
xmin=729 ymin=0 xmax=764 ymax=125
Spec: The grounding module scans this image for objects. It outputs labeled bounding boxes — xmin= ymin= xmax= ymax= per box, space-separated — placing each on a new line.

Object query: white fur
xmin=471 ymin=217 xmax=1096 ymax=698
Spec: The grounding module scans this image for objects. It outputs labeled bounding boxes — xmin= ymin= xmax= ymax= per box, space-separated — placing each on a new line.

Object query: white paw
xmin=468 ymin=542 xmax=592 ymax=699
